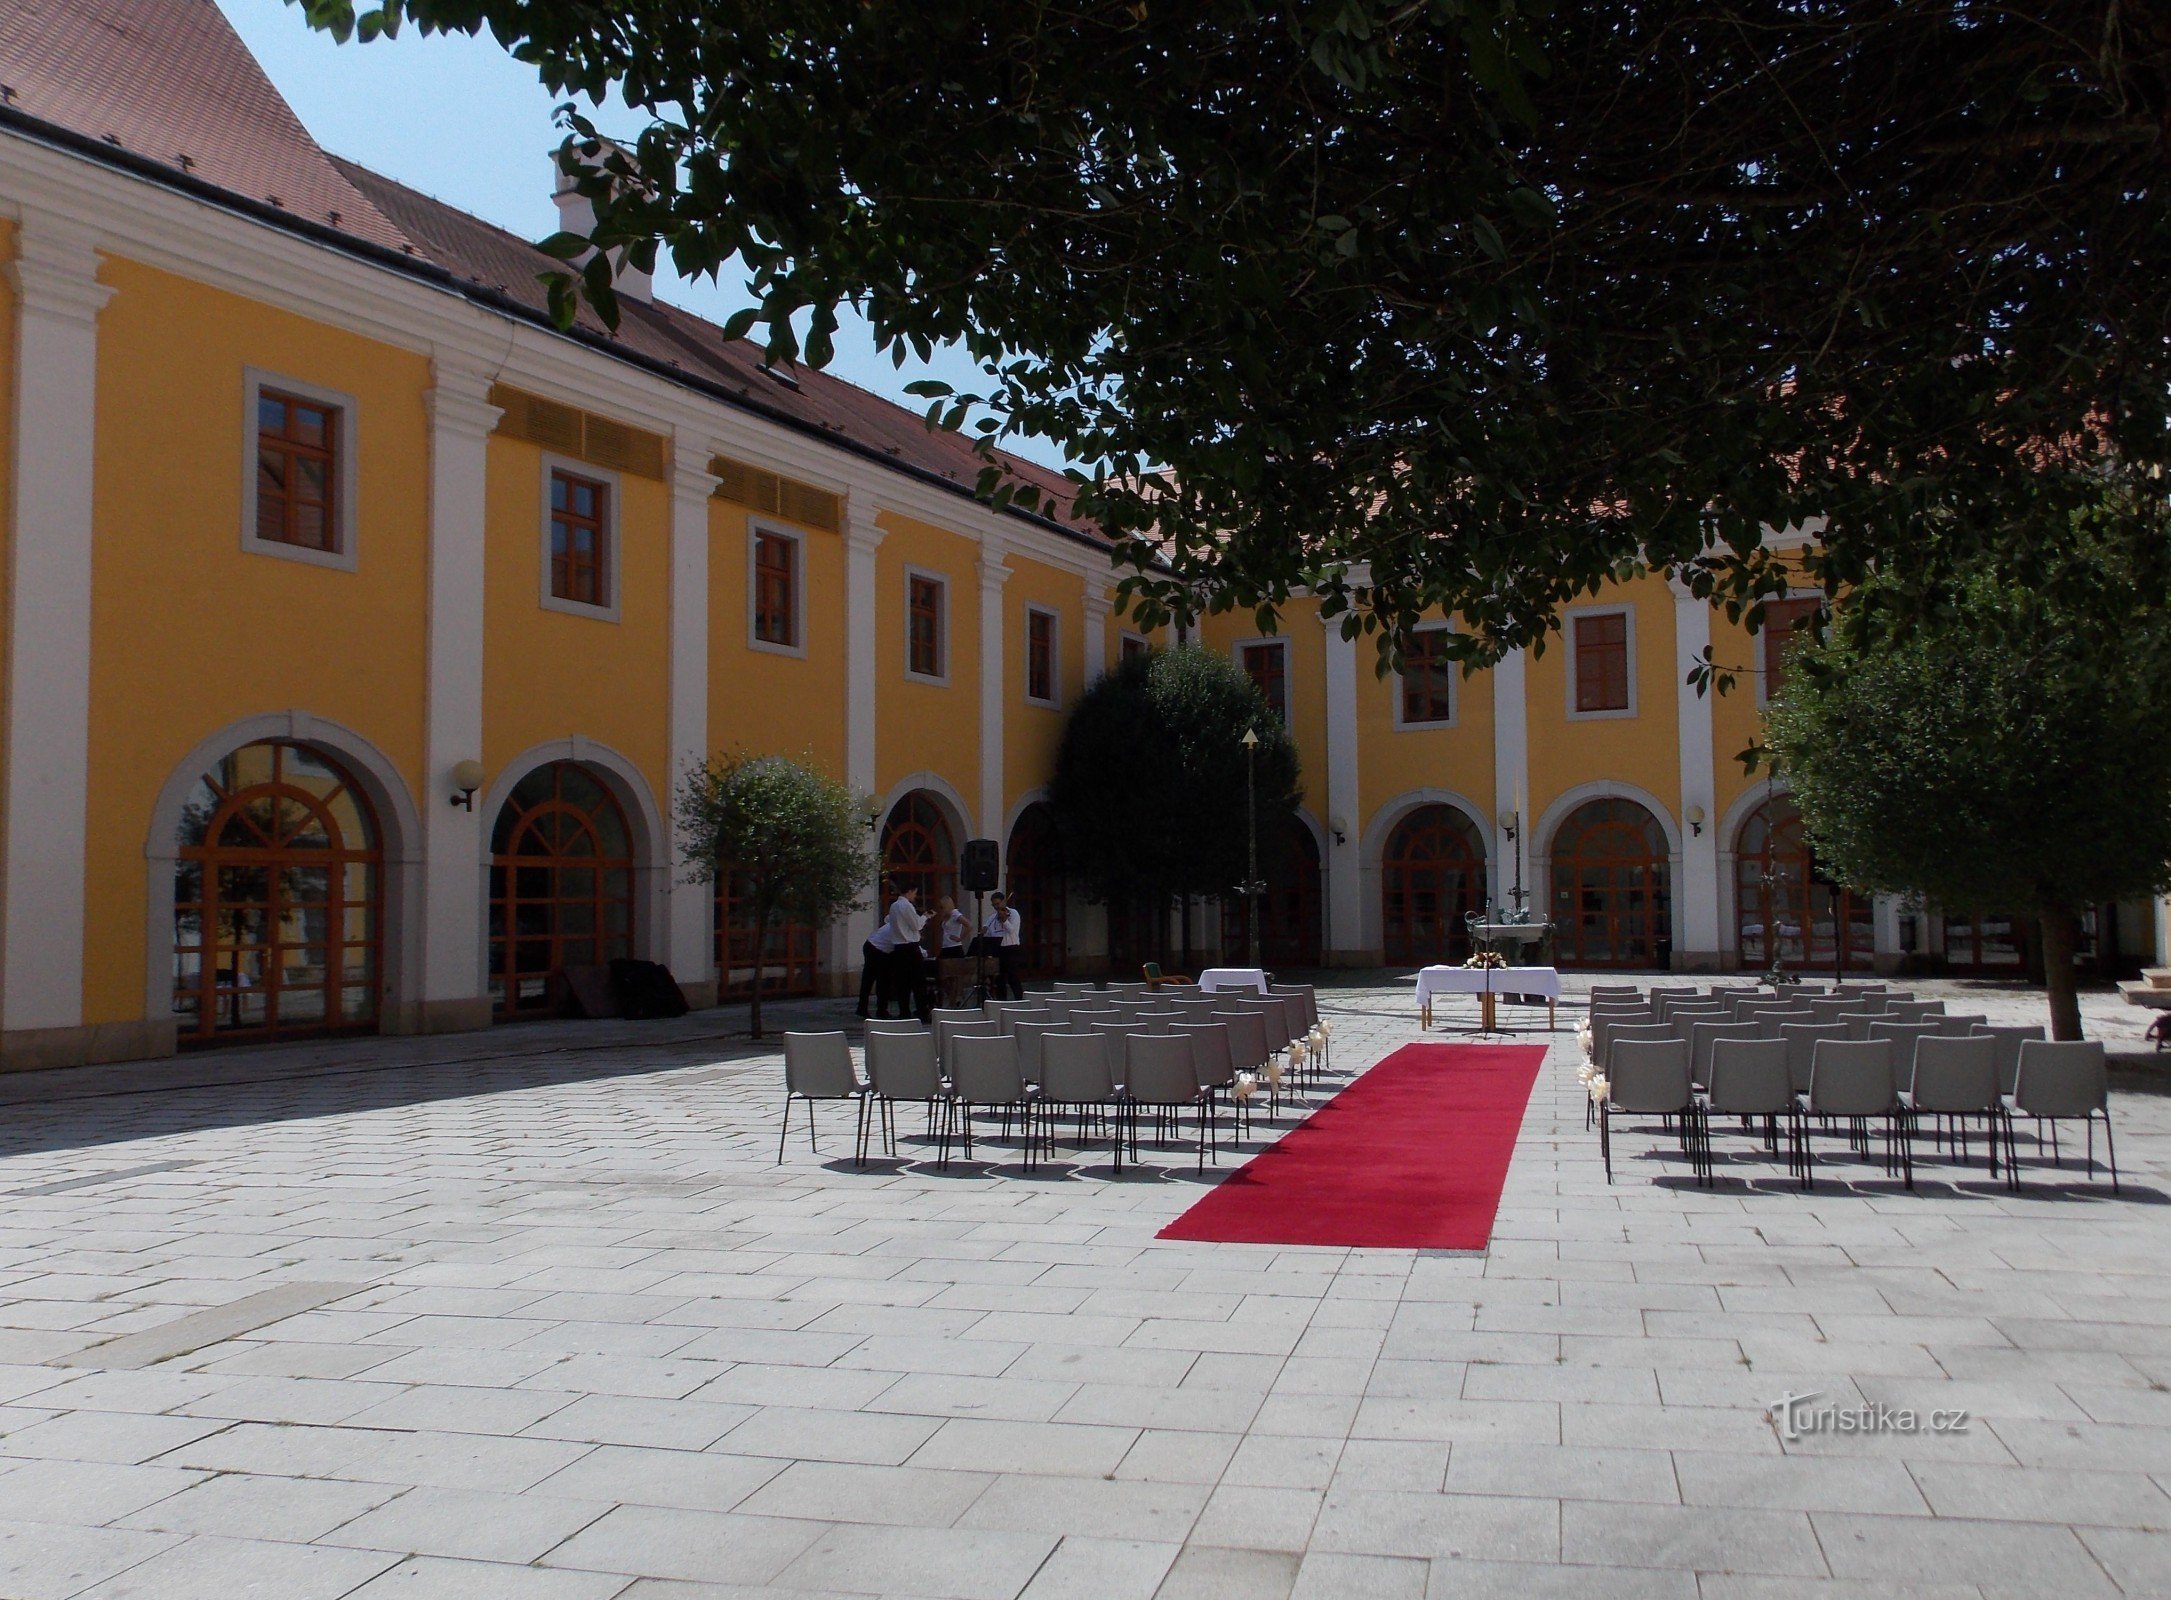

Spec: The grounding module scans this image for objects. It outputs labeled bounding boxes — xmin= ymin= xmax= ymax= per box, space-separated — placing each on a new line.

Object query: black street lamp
xmin=1240 ymin=727 xmax=1263 ymax=962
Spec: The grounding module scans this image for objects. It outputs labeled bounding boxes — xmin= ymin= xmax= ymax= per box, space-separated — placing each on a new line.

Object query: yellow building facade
xmin=2 ymin=3 xmax=2164 ymax=1071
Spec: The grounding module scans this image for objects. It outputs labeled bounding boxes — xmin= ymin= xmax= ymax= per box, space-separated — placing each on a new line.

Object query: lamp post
xmin=864 ymin=798 xmax=885 ymax=916
xmin=1499 ymin=807 xmax=1524 ymax=915
xmin=1241 ymin=727 xmax=1261 ymax=963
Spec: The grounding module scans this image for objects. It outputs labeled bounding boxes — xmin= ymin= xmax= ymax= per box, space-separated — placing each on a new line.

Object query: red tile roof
xmin=0 ymin=0 xmax=1097 ymax=544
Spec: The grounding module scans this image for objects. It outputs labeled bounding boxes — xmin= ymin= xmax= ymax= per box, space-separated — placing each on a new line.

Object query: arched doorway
xmin=1734 ymin=794 xmax=1872 ymax=972
xmin=882 ymin=791 xmax=956 ymax=910
xmin=1223 ymin=817 xmax=1323 ymax=968
xmin=1551 ymin=798 xmax=1671 ymax=968
xmin=1006 ymin=803 xmax=1067 ymax=978
xmin=1382 ymin=805 xmax=1487 ymax=967
xmin=172 ymin=740 xmax=382 ymax=1046
xmin=716 ymin=875 xmax=817 ymax=999
xmin=489 ymin=761 xmax=635 ymax=1018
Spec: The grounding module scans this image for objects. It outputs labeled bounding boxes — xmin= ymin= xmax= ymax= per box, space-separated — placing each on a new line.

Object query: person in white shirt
xmin=883 ymin=886 xmax=928 ymax=1022
xmin=937 ymin=897 xmax=971 ymax=957
xmin=977 ymin=891 xmax=1025 ymax=1000
xmin=857 ymin=878 xmax=895 ymax=1018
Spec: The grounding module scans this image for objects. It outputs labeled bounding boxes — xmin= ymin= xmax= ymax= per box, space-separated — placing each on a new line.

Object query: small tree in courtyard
xmin=678 ymin=752 xmax=872 ymax=1039
xmin=1050 ymin=646 xmax=1301 ymax=966
xmin=1762 ymin=505 xmax=2171 ymax=1040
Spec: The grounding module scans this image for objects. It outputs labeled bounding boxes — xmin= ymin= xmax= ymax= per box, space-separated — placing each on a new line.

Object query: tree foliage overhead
xmin=1762 ymin=490 xmax=2171 ymax=1039
xmin=1049 ymin=647 xmax=1301 ymax=927
xmin=295 ymin=0 xmax=2170 ymax=667
xmin=676 ymin=751 xmax=872 ymax=1037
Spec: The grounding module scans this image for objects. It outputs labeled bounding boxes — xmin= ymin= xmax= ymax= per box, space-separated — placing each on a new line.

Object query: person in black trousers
xmin=978 ymin=891 xmax=1025 ymax=1001
xmin=856 ymin=878 xmax=894 ymax=1018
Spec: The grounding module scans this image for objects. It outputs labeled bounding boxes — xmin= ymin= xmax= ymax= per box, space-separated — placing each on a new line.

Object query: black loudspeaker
xmin=959 ymin=838 xmax=1001 ymax=893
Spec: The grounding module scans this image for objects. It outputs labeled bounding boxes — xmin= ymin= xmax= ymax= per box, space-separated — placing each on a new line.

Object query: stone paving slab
xmin=0 ymin=975 xmax=2160 ymax=1596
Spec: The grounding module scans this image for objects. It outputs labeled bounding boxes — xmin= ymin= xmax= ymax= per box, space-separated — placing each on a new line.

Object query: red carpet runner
xmin=1157 ymin=1043 xmax=1544 ymax=1251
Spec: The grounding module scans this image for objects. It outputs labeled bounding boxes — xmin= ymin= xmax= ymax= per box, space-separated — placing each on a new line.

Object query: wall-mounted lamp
xmin=864 ymin=797 xmax=884 ymax=834
xmin=449 ymin=759 xmax=487 ymax=810
xmin=1329 ymin=813 xmax=1349 ymax=847
xmin=1686 ymin=803 xmax=1706 ymax=837
xmin=1498 ymin=808 xmax=1520 ymax=843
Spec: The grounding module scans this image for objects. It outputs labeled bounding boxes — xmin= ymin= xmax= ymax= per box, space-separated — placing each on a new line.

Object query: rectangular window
xmin=1399 ymin=627 xmax=1455 ymax=724
xmin=1120 ymin=632 xmax=1150 ymax=664
xmin=1572 ymin=611 xmax=1631 ymax=714
xmin=1761 ymin=596 xmax=1820 ymax=699
xmin=1241 ymin=641 xmax=1289 ymax=723
xmin=550 ymin=468 xmax=610 ymax=608
xmin=908 ymin=573 xmax=946 ymax=679
xmin=1026 ymin=607 xmax=1057 ymax=705
xmin=256 ymin=389 xmax=340 ymax=553
xmin=753 ymin=529 xmax=798 ymax=648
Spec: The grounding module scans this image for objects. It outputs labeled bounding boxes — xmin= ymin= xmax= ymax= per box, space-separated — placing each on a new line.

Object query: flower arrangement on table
xmin=1463 ymin=950 xmax=1506 ymax=970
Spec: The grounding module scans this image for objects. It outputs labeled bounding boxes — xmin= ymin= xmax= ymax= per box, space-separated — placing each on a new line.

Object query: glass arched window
xmin=489 ymin=762 xmax=634 ymax=1018
xmin=717 ymin=873 xmax=818 ymax=999
xmin=1382 ymin=805 xmax=1487 ymax=967
xmin=881 ymin=792 xmax=955 ymax=910
xmin=173 ymin=740 xmax=381 ymax=1046
xmin=1734 ymin=793 xmax=1872 ymax=972
xmin=1223 ymin=817 xmax=1323 ymax=968
xmin=1006 ymin=803 xmax=1066 ymax=978
xmin=1551 ymin=798 xmax=1671 ymax=968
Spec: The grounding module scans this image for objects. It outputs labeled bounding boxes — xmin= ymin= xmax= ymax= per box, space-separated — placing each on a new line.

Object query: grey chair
xmin=780 ymin=1031 xmax=869 ymax=1165
xmin=1011 ymin=1018 xmax=1064 ymax=1085
xmin=1931 ymin=1012 xmax=1989 ymax=1037
xmin=948 ymin=1033 xmax=1036 ymax=1167
xmin=2006 ymin=1040 xmax=2117 ymax=1192
xmin=1780 ymin=1022 xmax=1850 ymax=1097
xmin=1588 ymin=984 xmax=1642 ymax=1003
xmin=1883 ymin=999 xmax=1943 ymax=1022
xmin=1601 ymin=1038 xmax=1704 ymax=1184
xmin=1752 ymin=1008 xmax=1815 ymax=1040
xmin=865 ymin=1028 xmax=948 ymax=1164
xmin=1798 ymin=1039 xmax=1905 ymax=1188
xmin=1122 ymin=1033 xmax=1212 ymax=1168
xmin=1037 ymin=1031 xmax=1119 ymax=1167
xmin=1899 ymin=1033 xmax=2001 ymax=1177
xmin=1838 ymin=1012 xmax=1887 ymax=1041
xmin=1175 ymin=1021 xmax=1245 ymax=1145
xmin=1971 ymin=1024 xmax=2045 ymax=1095
xmin=1689 ymin=1020 xmax=1762 ymax=1090
xmin=1868 ymin=1020 xmax=1939 ymax=1085
xmin=1215 ymin=1009 xmax=1277 ymax=1117
xmin=1701 ymin=1037 xmax=1793 ymax=1175
xmin=936 ymin=1016 xmax=1001 ymax=1071
xmin=930 ymin=1005 xmax=984 ymax=1028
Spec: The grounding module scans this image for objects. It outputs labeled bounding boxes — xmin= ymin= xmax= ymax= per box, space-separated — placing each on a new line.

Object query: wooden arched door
xmin=1382 ymin=804 xmax=1487 ymax=967
xmin=1550 ymin=799 xmax=1671 ymax=968
xmin=881 ymin=792 xmax=956 ymax=911
xmin=1734 ymin=794 xmax=1871 ymax=972
xmin=1005 ymin=803 xmax=1066 ymax=978
xmin=1223 ymin=816 xmax=1323 ymax=968
xmin=172 ymin=740 xmax=382 ymax=1046
xmin=489 ymin=762 xmax=635 ymax=1017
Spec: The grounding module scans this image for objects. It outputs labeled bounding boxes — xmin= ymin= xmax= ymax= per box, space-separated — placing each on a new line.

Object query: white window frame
xmin=1233 ymin=636 xmax=1292 ymax=724
xmin=1754 ymin=589 xmax=1822 ymax=708
xmin=1565 ymin=603 xmax=1637 ymax=721
xmin=1023 ymin=603 xmax=1062 ymax=709
xmin=241 ymin=367 xmax=360 ymax=572
xmin=745 ymin=519 xmax=807 ymax=658
xmin=903 ymin=565 xmax=950 ymax=686
xmin=538 ymin=453 xmax=622 ymax=623
xmin=1392 ymin=621 xmax=1458 ymax=729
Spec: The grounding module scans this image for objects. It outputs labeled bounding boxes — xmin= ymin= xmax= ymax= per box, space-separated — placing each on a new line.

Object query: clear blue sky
xmin=216 ymin=0 xmax=1068 ymax=468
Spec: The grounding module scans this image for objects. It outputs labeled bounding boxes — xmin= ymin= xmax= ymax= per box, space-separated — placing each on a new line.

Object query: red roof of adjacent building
xmin=0 ymin=0 xmax=1095 ymax=542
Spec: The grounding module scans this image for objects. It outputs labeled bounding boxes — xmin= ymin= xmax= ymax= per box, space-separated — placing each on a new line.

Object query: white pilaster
xmin=1490 ymin=645 xmax=1529 ymax=912
xmin=1082 ymin=580 xmax=1111 ymax=683
xmin=2 ymin=216 xmax=111 ymax=1045
xmin=1322 ymin=616 xmax=1363 ymax=955
xmin=844 ymin=501 xmax=885 ymax=801
xmin=978 ymin=548 xmax=1011 ymax=857
xmin=1672 ymin=583 xmax=1721 ymax=963
xmin=1873 ymin=892 xmax=1904 ymax=961
xmin=419 ymin=357 xmax=500 ymax=1024
xmin=2154 ymin=894 xmax=2169 ymax=968
xmin=666 ymin=444 xmax=717 ymax=994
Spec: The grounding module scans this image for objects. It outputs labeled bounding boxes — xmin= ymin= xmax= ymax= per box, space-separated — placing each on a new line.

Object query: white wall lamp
xmin=1686 ymin=803 xmax=1706 ymax=837
xmin=1329 ymin=814 xmax=1349 ymax=847
xmin=449 ymin=759 xmax=487 ymax=810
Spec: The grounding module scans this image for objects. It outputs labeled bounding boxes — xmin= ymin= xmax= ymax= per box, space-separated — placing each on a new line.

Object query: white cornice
xmin=0 ymin=125 xmax=1117 ymax=588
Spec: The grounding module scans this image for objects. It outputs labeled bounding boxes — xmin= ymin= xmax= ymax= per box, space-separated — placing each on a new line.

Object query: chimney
xmin=551 ymin=144 xmax=652 ymax=305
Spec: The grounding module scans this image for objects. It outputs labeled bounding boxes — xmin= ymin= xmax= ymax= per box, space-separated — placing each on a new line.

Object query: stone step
xmin=2119 ymin=979 xmax=2171 ymax=1010
xmin=2141 ymin=967 xmax=2171 ymax=990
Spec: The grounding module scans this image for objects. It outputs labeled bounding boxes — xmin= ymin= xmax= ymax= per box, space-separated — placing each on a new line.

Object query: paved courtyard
xmin=0 ymin=976 xmax=2164 ymax=1598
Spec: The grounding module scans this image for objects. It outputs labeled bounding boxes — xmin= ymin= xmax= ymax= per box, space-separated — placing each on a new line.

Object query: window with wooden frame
xmin=1398 ymin=625 xmax=1455 ymax=725
xmin=255 ymin=389 xmax=340 ymax=553
xmin=549 ymin=467 xmax=610 ymax=610
xmin=751 ymin=527 xmax=800 ymax=650
xmin=907 ymin=572 xmax=947 ymax=680
xmin=1025 ymin=606 xmax=1058 ymax=706
xmin=1241 ymin=640 xmax=1289 ymax=723
xmin=1120 ymin=632 xmax=1151 ymax=664
xmin=1571 ymin=609 xmax=1633 ymax=715
xmin=1759 ymin=596 xmax=1821 ymax=701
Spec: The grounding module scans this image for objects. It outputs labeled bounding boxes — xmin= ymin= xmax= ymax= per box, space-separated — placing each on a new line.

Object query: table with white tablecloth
xmin=1415 ymin=965 xmax=1561 ymax=1031
xmin=1197 ymin=967 xmax=1269 ymax=994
